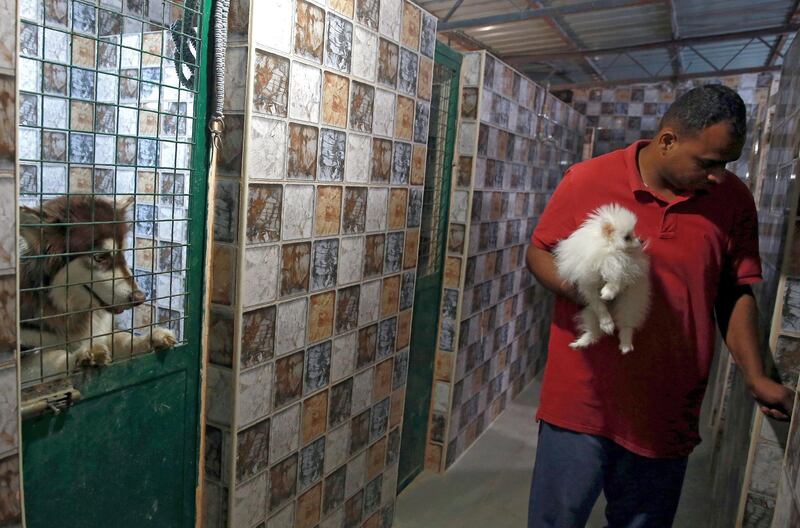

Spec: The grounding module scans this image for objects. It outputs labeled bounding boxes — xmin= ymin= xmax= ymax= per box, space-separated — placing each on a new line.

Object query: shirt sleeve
xmin=724 ymin=191 xmax=762 ymax=286
xmin=531 ymin=169 xmax=578 ymax=252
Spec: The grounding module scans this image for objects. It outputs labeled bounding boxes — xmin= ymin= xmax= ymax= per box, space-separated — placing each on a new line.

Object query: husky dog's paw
xmin=75 ymin=343 xmax=112 ymax=367
xmin=570 ymin=333 xmax=597 ymax=350
xmin=599 ymin=317 xmax=615 ymax=335
xmin=150 ymin=327 xmax=177 ymax=350
xmin=600 ymin=285 xmax=618 ymax=301
xmin=619 ymin=343 xmax=634 ymax=354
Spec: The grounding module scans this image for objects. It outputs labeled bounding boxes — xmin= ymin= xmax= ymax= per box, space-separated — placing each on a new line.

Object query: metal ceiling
xmin=418 ymin=0 xmax=799 ymax=88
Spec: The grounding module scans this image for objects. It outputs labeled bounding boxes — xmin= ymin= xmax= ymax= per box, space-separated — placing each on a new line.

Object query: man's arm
xmin=526 ymin=244 xmax=582 ymax=305
xmin=716 ymin=285 xmax=795 ymax=420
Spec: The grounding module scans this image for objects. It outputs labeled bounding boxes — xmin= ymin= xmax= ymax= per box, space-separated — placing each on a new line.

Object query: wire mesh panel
xmin=417 ymin=59 xmax=457 ymax=279
xmin=18 ymin=0 xmax=203 ymax=387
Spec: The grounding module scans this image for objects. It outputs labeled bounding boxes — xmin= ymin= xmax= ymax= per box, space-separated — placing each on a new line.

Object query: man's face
xmin=658 ymin=121 xmax=744 ymax=192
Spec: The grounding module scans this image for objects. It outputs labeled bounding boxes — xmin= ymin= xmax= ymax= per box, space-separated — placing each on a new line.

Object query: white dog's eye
xmin=624 ymin=235 xmax=632 ymax=242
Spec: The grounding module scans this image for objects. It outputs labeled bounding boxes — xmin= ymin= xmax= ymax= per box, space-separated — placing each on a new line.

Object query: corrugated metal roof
xmin=420 ymin=0 xmax=799 ymax=87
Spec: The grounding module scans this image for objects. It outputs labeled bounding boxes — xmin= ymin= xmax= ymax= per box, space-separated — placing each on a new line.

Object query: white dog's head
xmin=588 ymin=204 xmax=644 ymax=253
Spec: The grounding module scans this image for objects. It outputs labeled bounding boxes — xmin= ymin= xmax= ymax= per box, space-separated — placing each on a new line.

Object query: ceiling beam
xmin=503 ymin=24 xmax=799 ymax=63
xmin=766 ymin=0 xmax=799 ymax=65
xmin=541 ymin=65 xmax=782 ymax=90
xmin=437 ymin=0 xmax=661 ymax=31
xmin=527 ymin=0 xmax=605 ymax=80
xmin=442 ymin=0 xmax=465 ymax=23
xmin=664 ymin=0 xmax=682 ymax=79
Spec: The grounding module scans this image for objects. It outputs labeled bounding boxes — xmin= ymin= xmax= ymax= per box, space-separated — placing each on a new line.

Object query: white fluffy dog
xmin=554 ymin=204 xmax=651 ymax=354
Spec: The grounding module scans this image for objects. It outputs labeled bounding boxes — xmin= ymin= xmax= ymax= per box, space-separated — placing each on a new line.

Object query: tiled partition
xmin=0 ymin=0 xmax=20 ymax=524
xmin=423 ymin=51 xmax=585 ymax=472
xmin=204 ymin=1 xmax=437 ymax=527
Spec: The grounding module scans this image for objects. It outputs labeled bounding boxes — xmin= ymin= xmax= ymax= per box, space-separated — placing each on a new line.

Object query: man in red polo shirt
xmin=526 ymin=85 xmax=794 ymax=527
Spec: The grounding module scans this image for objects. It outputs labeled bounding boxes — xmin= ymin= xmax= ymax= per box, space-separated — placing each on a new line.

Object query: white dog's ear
xmin=19 ymin=206 xmax=45 ymax=252
xmin=602 ymin=221 xmax=615 ymax=239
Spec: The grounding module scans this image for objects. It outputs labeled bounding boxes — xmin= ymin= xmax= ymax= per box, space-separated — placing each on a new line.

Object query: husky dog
xmin=19 ymin=195 xmax=176 ymax=377
xmin=554 ymin=203 xmax=651 ymax=354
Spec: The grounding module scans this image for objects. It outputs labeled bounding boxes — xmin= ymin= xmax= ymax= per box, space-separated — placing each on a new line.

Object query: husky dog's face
xmin=21 ymin=195 xmax=147 ymax=315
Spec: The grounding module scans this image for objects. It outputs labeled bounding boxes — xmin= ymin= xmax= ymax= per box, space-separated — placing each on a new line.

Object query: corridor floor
xmin=394 ymin=376 xmax=714 ymax=528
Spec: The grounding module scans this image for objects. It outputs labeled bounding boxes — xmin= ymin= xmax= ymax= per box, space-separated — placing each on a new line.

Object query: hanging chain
xmin=209 ymin=0 xmax=230 ymax=147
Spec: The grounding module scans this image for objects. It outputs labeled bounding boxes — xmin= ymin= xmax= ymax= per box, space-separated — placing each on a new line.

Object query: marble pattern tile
xmin=308 ymin=291 xmax=335 ymax=343
xmin=282 ymin=185 xmax=314 ymax=240
xmin=270 ymin=403 xmax=301 ymax=463
xmin=398 ymin=48 xmax=418 ymax=96
xmin=236 ymin=417 xmax=270 ymax=482
xmin=330 ymin=0 xmax=355 ymax=18
xmin=315 ymin=186 xmax=342 ymax=236
xmin=253 ymin=50 xmax=289 ymax=117
xmin=418 ymin=57 xmax=433 ymax=101
xmin=377 ymin=38 xmax=399 ymax=89
xmin=324 ymin=465 xmax=347 ymax=515
xmin=356 ymin=0 xmax=380 ymax=31
xmin=388 ymin=189 xmax=408 ymax=230
xmin=364 ymin=234 xmax=385 ymax=278
xmin=381 ymin=275 xmax=400 ymax=318
xmin=0 ymin=277 xmax=16 ymax=365
xmin=403 ymin=229 xmax=419 ymax=269
xmin=270 ymin=453 xmax=298 ymax=511
xmin=371 ymin=138 xmax=393 ymax=183
xmin=384 ymin=232 xmax=404 ymax=274
xmin=379 ymin=0 xmax=402 ymax=41
xmin=207 ymin=365 xmax=233 ymax=426
xmin=336 ymin=285 xmax=361 ymax=334
xmin=246 ymin=183 xmax=282 ymax=243
xmin=322 ymin=72 xmax=350 ymax=128
xmin=288 ymin=123 xmax=319 ymax=180
xmin=238 ymin=362 xmax=273 ymax=428
xmin=302 ymin=390 xmax=329 ymax=444
xmin=0 ymin=366 xmax=17 ymax=454
xmin=281 ymin=242 xmax=312 ymax=297
xmin=304 ymin=341 xmax=332 ymax=395
xmin=289 ymin=62 xmax=321 ymax=123
xmin=350 ymin=410 xmax=371 ymax=456
xmin=411 ymin=145 xmax=426 ymax=186
xmin=242 ymin=306 xmax=276 ymax=368
xmin=350 ymin=81 xmax=375 ymax=133
xmin=324 ymin=426 xmax=349 ymax=480
xmin=372 ymin=89 xmax=395 ymax=139
xmin=394 ymin=95 xmax=414 ymax=141
xmin=311 ymin=239 xmax=340 ymax=291
xmin=407 ymin=188 xmax=423 ymax=227
xmin=420 ymin=12 xmax=437 ymax=59
xmin=345 ymin=489 xmax=365 ymax=527
xmin=391 ymin=142 xmax=412 ymax=185
xmin=243 ymin=245 xmax=280 ymax=308
xmin=359 ymin=280 xmax=382 ymax=326
xmin=234 ymin=471 xmax=267 ymax=528
xmin=248 ymin=117 xmax=286 ymax=181
xmin=338 ymin=237 xmax=364 ymax=285
xmin=295 ymin=0 xmax=325 ymax=63
xmin=343 ymin=187 xmax=368 ymax=234
xmin=366 ymin=188 xmax=388 ymax=232
xmin=251 ymin=0 xmax=292 ymax=51
xmin=296 ymin=482 xmax=322 ymax=528
xmin=276 ymin=297 xmax=308 ymax=355
xmin=401 ymin=1 xmax=420 ymax=51
xmin=325 ymin=13 xmax=353 ymax=73
xmin=319 ymin=128 xmax=347 ymax=181
xmin=329 ymin=379 xmax=354 ymax=429
xmin=212 ymin=244 xmax=236 ymax=306
xmin=331 ymin=332 xmax=357 ymax=382
xmin=352 ymin=27 xmax=378 ymax=82
xmin=352 ymin=369 xmax=373 ymax=414
xmin=345 ymin=134 xmax=371 ymax=183
xmin=275 ymin=352 xmax=305 ymax=409
xmin=413 ymin=101 xmax=430 ymax=144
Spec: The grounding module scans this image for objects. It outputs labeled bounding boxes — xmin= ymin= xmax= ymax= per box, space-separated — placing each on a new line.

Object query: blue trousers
xmin=528 ymin=421 xmax=688 ymax=528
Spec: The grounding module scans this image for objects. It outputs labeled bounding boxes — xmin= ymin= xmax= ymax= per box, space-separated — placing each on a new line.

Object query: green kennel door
xmin=19 ymin=1 xmax=212 ymax=527
xmin=398 ymin=43 xmax=462 ymax=491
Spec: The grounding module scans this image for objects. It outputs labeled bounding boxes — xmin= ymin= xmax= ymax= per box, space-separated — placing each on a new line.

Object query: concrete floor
xmin=395 ymin=376 xmax=714 ymax=528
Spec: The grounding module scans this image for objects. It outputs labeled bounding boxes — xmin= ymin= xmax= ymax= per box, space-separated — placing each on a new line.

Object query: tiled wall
xmin=423 ymin=51 xmax=585 ymax=472
xmin=204 ymin=1 xmax=436 ymax=527
xmin=0 ymin=0 xmax=21 ymax=524
xmin=569 ymin=74 xmax=773 ymax=170
xmin=707 ymin=37 xmax=800 ymax=528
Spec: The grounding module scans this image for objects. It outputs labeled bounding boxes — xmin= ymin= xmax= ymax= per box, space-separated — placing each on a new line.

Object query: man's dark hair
xmin=660 ymin=84 xmax=747 ymax=139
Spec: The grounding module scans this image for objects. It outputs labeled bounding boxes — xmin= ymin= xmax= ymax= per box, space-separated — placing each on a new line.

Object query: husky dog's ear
xmin=116 ymin=195 xmax=135 ymax=217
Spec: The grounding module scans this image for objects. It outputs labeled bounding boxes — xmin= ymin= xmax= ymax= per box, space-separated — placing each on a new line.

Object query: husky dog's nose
xmin=130 ymin=290 xmax=146 ymax=305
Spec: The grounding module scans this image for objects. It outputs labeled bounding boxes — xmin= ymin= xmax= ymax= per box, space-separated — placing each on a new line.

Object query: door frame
xmin=398 ymin=41 xmax=462 ymax=492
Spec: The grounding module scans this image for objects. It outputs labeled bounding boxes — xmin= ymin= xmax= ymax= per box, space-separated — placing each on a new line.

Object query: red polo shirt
xmin=531 ymin=140 xmax=762 ymax=458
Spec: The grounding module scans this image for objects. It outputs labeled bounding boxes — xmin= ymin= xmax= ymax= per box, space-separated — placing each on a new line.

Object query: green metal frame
xmin=398 ymin=41 xmax=462 ymax=493
xmin=20 ymin=1 xmax=213 ymax=526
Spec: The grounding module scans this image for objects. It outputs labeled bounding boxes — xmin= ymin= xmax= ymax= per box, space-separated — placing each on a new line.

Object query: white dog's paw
xmin=600 ymin=285 xmax=617 ymax=301
xmin=599 ymin=318 xmax=615 ymax=335
xmin=619 ymin=343 xmax=634 ymax=354
xmin=75 ymin=343 xmax=112 ymax=367
xmin=150 ymin=327 xmax=177 ymax=350
xmin=570 ymin=333 xmax=597 ymax=349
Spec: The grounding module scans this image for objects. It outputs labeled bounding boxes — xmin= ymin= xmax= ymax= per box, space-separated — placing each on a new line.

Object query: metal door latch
xmin=21 ymin=380 xmax=82 ymax=419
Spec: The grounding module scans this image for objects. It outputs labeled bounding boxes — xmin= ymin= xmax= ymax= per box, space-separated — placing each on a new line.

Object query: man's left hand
xmin=749 ymin=376 xmax=796 ymax=421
